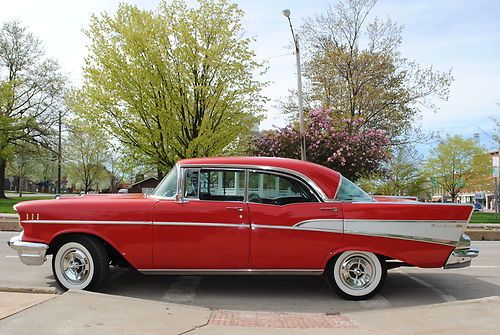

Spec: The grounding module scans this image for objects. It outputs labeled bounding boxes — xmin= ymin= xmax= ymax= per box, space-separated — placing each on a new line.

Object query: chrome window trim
xmin=180 ymin=163 xmax=328 ymax=202
xmin=182 ymin=167 xmax=201 ymax=199
xmin=246 ymin=169 xmax=320 ymax=204
xmin=149 ymin=163 xmax=180 ymax=200
xmin=180 ymin=167 xmax=247 ymax=203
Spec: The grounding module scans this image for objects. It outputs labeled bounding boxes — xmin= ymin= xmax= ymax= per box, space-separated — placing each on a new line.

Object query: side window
xmin=184 ymin=169 xmax=199 ymax=198
xmin=248 ymin=171 xmax=317 ymax=205
xmin=335 ymin=177 xmax=373 ymax=202
xmin=199 ymin=169 xmax=245 ymax=202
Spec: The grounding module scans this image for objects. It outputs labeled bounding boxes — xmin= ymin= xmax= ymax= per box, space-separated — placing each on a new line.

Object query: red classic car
xmin=8 ymin=157 xmax=478 ymax=300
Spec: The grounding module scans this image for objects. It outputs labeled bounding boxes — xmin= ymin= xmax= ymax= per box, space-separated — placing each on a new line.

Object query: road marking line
xmin=162 ymin=276 xmax=201 ymax=303
xmin=470 ymin=266 xmax=500 ymax=268
xmin=4 ymin=255 xmax=18 ymax=258
xmin=358 ymin=294 xmax=392 ymax=309
xmin=397 ymin=270 xmax=457 ymax=302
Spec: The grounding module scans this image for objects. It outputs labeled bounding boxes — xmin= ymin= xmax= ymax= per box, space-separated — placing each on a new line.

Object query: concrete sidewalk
xmin=0 ymin=290 xmax=499 ymax=334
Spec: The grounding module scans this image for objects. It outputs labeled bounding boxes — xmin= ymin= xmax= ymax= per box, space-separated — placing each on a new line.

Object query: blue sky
xmin=1 ymin=0 xmax=499 ymax=153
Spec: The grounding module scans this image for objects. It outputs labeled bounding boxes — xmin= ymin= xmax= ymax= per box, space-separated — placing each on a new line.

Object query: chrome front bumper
xmin=7 ymin=232 xmax=49 ymax=266
xmin=444 ymin=233 xmax=479 ymax=269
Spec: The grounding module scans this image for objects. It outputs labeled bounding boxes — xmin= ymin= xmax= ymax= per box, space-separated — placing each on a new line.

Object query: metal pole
xmin=294 ymin=34 xmax=306 ymax=161
xmin=285 ymin=14 xmax=306 ymax=161
xmin=497 ymin=144 xmax=499 ymax=217
xmin=57 ymin=108 xmax=62 ymax=195
xmin=495 ymin=175 xmax=499 ymax=218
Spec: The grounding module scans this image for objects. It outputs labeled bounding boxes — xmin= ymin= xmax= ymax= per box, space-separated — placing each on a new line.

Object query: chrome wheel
xmin=339 ymin=255 xmax=375 ymax=290
xmin=329 ymin=251 xmax=386 ymax=300
xmin=61 ymin=247 xmax=92 ymax=285
xmin=53 ymin=241 xmax=95 ymax=290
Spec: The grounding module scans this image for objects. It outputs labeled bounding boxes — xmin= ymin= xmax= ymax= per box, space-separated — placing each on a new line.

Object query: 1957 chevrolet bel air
xmin=8 ymin=157 xmax=479 ymax=300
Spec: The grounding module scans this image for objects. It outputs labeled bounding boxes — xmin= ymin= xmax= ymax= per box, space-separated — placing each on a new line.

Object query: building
xmin=127 ymin=177 xmax=159 ymax=194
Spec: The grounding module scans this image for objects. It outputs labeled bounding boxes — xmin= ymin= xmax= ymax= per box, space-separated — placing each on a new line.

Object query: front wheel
xmin=326 ymin=250 xmax=387 ymax=300
xmin=52 ymin=235 xmax=109 ymax=291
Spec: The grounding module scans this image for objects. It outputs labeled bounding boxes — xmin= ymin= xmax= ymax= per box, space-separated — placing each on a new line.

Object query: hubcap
xmin=339 ymin=255 xmax=375 ymax=290
xmin=60 ymin=248 xmax=91 ymax=284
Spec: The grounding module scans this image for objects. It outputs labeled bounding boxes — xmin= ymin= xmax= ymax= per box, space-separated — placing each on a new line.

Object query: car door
xmin=247 ymin=170 xmax=343 ymax=270
xmin=152 ymin=167 xmax=250 ymax=269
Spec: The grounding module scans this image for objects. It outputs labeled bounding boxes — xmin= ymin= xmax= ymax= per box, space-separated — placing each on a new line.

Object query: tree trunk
xmin=157 ymin=166 xmax=164 ymax=181
xmin=0 ymin=158 xmax=7 ymax=199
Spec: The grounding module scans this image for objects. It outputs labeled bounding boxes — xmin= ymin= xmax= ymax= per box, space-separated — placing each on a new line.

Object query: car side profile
xmin=8 ymin=157 xmax=478 ymax=300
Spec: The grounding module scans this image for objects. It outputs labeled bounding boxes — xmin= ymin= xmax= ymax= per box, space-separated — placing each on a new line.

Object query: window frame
xmin=155 ymin=164 xmax=332 ymax=204
xmin=246 ymin=169 xmax=320 ymax=205
xmin=179 ymin=167 xmax=247 ymax=203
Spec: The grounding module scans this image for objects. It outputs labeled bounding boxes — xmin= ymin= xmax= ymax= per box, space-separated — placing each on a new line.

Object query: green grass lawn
xmin=469 ymin=212 xmax=500 ymax=224
xmin=0 ymin=196 xmax=54 ymax=214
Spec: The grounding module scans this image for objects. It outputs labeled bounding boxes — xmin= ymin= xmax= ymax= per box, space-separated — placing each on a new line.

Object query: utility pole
xmin=283 ymin=9 xmax=306 ymax=161
xmin=57 ymin=108 xmax=62 ymax=195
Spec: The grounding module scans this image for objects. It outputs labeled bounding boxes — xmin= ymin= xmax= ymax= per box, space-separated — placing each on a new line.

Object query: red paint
xmin=14 ymin=157 xmax=473 ymax=272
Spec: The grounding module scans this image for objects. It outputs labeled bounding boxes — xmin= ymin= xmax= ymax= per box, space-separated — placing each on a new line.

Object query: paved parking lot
xmin=2 ymin=231 xmax=499 ymax=314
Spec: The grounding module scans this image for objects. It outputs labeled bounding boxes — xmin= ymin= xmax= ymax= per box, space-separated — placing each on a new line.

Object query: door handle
xmin=320 ymin=207 xmax=338 ymax=212
xmin=226 ymin=206 xmax=244 ymax=212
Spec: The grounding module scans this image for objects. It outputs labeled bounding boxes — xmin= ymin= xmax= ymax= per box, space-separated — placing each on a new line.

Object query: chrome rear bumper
xmin=444 ymin=233 xmax=479 ymax=269
xmin=7 ymin=232 xmax=49 ymax=266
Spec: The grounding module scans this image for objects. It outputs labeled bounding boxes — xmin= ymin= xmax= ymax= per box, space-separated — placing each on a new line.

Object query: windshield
xmin=335 ymin=177 xmax=373 ymax=202
xmin=152 ymin=165 xmax=178 ymax=198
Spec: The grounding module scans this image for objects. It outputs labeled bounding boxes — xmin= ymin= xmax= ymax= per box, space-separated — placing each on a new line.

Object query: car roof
xmin=178 ymin=156 xmax=341 ymax=200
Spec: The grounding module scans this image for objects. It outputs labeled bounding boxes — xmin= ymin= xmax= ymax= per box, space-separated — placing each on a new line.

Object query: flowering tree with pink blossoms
xmin=251 ymin=109 xmax=390 ymax=181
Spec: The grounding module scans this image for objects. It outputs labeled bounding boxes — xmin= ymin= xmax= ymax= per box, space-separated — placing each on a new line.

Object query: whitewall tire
xmin=327 ymin=251 xmax=387 ymax=300
xmin=52 ymin=236 xmax=109 ymax=291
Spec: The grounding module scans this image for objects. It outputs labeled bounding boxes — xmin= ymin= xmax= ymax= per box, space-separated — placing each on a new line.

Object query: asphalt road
xmin=1 ymin=231 xmax=499 ymax=314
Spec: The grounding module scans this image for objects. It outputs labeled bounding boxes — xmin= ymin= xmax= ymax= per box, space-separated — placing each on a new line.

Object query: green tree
xmin=6 ymin=144 xmax=57 ymax=196
xmin=358 ymin=144 xmax=430 ymax=199
xmin=65 ymin=119 xmax=109 ymax=193
xmin=0 ymin=21 xmax=67 ymax=198
xmin=284 ymin=0 xmax=452 ymax=140
xmin=426 ymin=135 xmax=491 ymax=201
xmin=72 ymin=0 xmax=267 ymax=178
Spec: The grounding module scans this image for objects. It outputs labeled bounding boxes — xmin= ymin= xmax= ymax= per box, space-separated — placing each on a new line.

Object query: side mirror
xmin=175 ymin=193 xmax=189 ymax=204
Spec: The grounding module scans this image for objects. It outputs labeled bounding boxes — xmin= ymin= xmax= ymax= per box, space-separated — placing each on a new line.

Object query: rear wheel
xmin=326 ymin=250 xmax=387 ymax=300
xmin=52 ymin=235 xmax=109 ymax=291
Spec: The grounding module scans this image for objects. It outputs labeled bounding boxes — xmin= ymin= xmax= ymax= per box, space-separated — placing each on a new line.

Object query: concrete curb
xmin=0 ymin=214 xmax=20 ymax=232
xmin=0 ymin=286 xmax=60 ymax=295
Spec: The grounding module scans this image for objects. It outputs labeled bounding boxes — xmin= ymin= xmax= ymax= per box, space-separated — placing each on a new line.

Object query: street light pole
xmin=283 ymin=9 xmax=306 ymax=161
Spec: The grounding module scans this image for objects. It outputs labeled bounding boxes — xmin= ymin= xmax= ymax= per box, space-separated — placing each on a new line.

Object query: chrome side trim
xmin=344 ymin=219 xmax=465 ymax=246
xmin=154 ymin=222 xmax=250 ymax=228
xmin=252 ymin=223 xmax=343 ymax=234
xmin=293 ymin=219 xmax=343 ymax=233
xmin=346 ymin=219 xmax=467 ymax=223
xmin=7 ymin=232 xmax=49 ymax=266
xmin=356 ymin=201 xmax=475 ymax=207
xmin=139 ymin=269 xmax=324 ymax=276
xmin=347 ymin=231 xmax=457 ymax=246
xmin=252 ymin=222 xmax=459 ymax=246
xmin=21 ymin=220 xmax=151 ymax=225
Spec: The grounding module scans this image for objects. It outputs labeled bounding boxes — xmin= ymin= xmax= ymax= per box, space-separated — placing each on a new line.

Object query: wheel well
xmin=48 ymin=233 xmax=130 ymax=267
